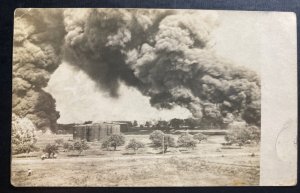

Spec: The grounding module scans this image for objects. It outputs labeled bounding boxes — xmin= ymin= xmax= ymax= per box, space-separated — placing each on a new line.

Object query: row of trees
xmin=99 ymin=131 xmax=208 ymax=153
xmin=136 ymin=116 xmax=248 ymax=131
xmin=16 ymin=123 xmax=260 ymax=158
xmin=149 ymin=130 xmax=208 ymax=152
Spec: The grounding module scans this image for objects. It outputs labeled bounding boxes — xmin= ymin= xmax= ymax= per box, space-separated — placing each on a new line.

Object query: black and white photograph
xmin=11 ymin=8 xmax=296 ymax=186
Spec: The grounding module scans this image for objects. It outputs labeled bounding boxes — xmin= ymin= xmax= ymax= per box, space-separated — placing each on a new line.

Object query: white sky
xmin=45 ymin=11 xmax=285 ymax=124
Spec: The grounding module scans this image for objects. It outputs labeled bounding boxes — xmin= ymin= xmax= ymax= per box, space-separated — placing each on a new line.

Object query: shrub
xmin=149 ymin=130 xmax=164 ymax=146
xmin=247 ymin=125 xmax=260 ymax=143
xmin=126 ymin=139 xmax=145 ymax=153
xmin=73 ymin=140 xmax=89 ymax=154
xmin=193 ymin=133 xmax=208 ymax=143
xmin=177 ymin=133 xmax=197 ymax=149
xmin=101 ymin=134 xmax=125 ymax=151
xmin=55 ymin=139 xmax=64 ymax=146
xmin=149 ymin=130 xmax=176 ymax=152
xmin=63 ymin=141 xmax=89 ymax=154
xmin=225 ymin=123 xmax=260 ymax=145
xmin=63 ymin=142 xmax=72 ymax=151
xmin=12 ymin=114 xmax=37 ymax=154
xmin=43 ymin=143 xmax=59 ymax=158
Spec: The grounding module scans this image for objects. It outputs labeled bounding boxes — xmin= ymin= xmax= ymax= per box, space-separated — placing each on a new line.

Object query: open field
xmin=11 ymin=133 xmax=260 ymax=186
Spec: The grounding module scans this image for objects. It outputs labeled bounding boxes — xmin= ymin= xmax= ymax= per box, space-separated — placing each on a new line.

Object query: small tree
xmin=193 ymin=133 xmax=208 ymax=143
xmin=12 ymin=114 xmax=37 ymax=155
xmin=169 ymin=118 xmax=184 ymax=129
xmin=126 ymin=139 xmax=145 ymax=153
xmin=63 ymin=142 xmax=72 ymax=152
xmin=101 ymin=134 xmax=125 ymax=151
xmin=247 ymin=125 xmax=260 ymax=143
xmin=177 ymin=133 xmax=197 ymax=149
xmin=149 ymin=130 xmax=164 ymax=146
xmin=73 ymin=140 xmax=89 ymax=154
xmin=133 ymin=120 xmax=138 ymax=127
xmin=225 ymin=122 xmax=260 ymax=145
xmin=149 ymin=130 xmax=176 ymax=153
xmin=43 ymin=143 xmax=59 ymax=158
xmin=55 ymin=139 xmax=64 ymax=146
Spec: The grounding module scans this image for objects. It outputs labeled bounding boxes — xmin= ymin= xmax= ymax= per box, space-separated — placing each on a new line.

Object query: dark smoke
xmin=63 ymin=9 xmax=260 ymax=125
xmin=13 ymin=9 xmax=66 ymax=132
xmin=13 ymin=9 xmax=261 ymax=131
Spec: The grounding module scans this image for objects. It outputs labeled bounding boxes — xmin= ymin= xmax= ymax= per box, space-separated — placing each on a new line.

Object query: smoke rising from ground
xmin=13 ymin=9 xmax=66 ymax=132
xmin=13 ymin=9 xmax=261 ymax=131
xmin=63 ymin=9 xmax=260 ymax=125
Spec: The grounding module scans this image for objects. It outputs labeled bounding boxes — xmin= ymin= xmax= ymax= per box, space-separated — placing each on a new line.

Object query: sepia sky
xmin=45 ymin=10 xmax=291 ymax=124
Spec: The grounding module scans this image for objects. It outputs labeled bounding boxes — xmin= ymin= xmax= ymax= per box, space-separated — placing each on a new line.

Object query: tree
xmin=63 ymin=142 xmax=72 ymax=152
xmin=156 ymin=120 xmax=169 ymax=130
xmin=101 ymin=134 xmax=125 ymax=151
xmin=43 ymin=143 xmax=59 ymax=158
xmin=169 ymin=118 xmax=184 ymax=129
xmin=184 ymin=118 xmax=201 ymax=129
xmin=73 ymin=140 xmax=89 ymax=154
xmin=126 ymin=139 xmax=145 ymax=153
xmin=55 ymin=139 xmax=64 ymax=146
xmin=149 ymin=130 xmax=164 ymax=146
xmin=145 ymin=121 xmax=151 ymax=128
xmin=133 ymin=120 xmax=138 ymax=127
xmin=193 ymin=133 xmax=208 ymax=143
xmin=177 ymin=133 xmax=197 ymax=149
xmin=149 ymin=130 xmax=176 ymax=152
xmin=225 ymin=122 xmax=260 ymax=145
xmin=12 ymin=114 xmax=38 ymax=154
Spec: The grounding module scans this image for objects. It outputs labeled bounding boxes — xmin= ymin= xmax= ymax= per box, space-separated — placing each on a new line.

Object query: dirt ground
xmin=11 ymin=133 xmax=260 ymax=186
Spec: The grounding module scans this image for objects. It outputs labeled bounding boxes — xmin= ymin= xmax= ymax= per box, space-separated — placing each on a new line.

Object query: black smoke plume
xmin=13 ymin=9 xmax=261 ymax=132
xmin=13 ymin=9 xmax=66 ymax=132
xmin=63 ymin=9 xmax=260 ymax=125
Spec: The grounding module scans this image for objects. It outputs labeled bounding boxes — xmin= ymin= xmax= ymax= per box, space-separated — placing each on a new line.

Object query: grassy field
xmin=11 ymin=132 xmax=260 ymax=186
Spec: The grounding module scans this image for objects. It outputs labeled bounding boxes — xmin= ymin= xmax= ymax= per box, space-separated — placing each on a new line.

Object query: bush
xmin=55 ymin=139 xmax=64 ymax=146
xmin=12 ymin=114 xmax=37 ymax=154
xmin=73 ymin=140 xmax=89 ymax=154
xmin=149 ymin=130 xmax=176 ymax=152
xmin=63 ymin=142 xmax=72 ymax=151
xmin=177 ymin=133 xmax=197 ymax=149
xmin=225 ymin=123 xmax=260 ymax=145
xmin=193 ymin=133 xmax=208 ymax=143
xmin=126 ymin=139 xmax=145 ymax=153
xmin=101 ymin=134 xmax=125 ymax=151
xmin=43 ymin=143 xmax=59 ymax=158
xmin=63 ymin=141 xmax=89 ymax=154
xmin=149 ymin=130 xmax=164 ymax=146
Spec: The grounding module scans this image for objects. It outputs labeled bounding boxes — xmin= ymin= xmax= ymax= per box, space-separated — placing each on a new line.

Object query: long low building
xmin=73 ymin=123 xmax=121 ymax=142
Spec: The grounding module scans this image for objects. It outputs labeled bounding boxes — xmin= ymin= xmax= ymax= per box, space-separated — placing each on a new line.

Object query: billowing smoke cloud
xmin=63 ymin=9 xmax=260 ymax=125
xmin=13 ymin=9 xmax=66 ymax=132
xmin=13 ymin=8 xmax=261 ymax=132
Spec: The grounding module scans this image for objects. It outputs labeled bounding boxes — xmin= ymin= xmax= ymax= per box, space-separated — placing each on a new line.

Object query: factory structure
xmin=73 ymin=122 xmax=125 ymax=142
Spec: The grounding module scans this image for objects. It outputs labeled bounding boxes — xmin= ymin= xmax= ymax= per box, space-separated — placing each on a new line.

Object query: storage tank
xmin=112 ymin=124 xmax=121 ymax=134
xmin=73 ymin=125 xmax=86 ymax=141
xmin=98 ymin=123 xmax=107 ymax=140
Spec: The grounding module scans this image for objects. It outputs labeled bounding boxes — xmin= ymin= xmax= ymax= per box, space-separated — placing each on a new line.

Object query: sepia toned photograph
xmin=11 ymin=8 xmax=296 ymax=186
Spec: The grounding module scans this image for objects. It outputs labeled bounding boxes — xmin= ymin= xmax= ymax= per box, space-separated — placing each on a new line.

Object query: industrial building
xmin=73 ymin=123 xmax=121 ymax=142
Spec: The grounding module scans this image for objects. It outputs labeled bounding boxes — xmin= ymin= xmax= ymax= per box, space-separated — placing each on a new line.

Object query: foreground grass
xmin=11 ymin=154 xmax=259 ymax=186
xmin=12 ymin=133 xmax=260 ymax=186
